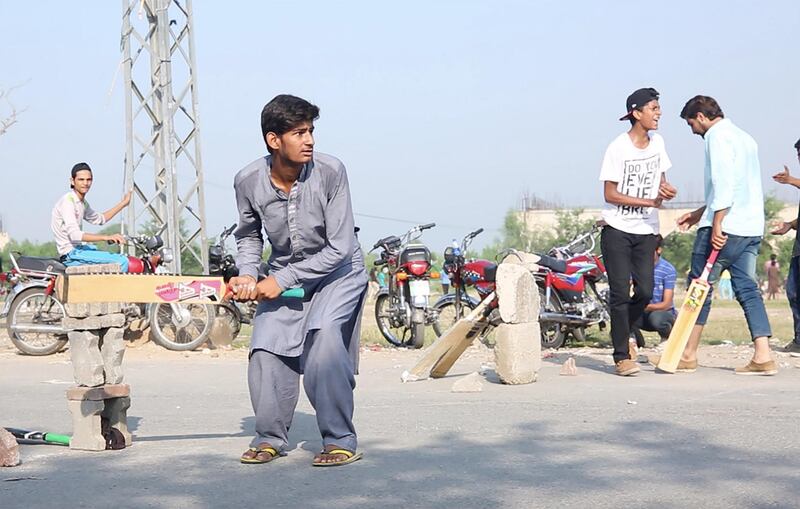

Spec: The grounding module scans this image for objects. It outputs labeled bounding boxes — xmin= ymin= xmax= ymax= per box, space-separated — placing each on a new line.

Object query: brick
xmin=68 ymin=330 xmax=104 ymax=387
xmin=64 ymin=313 xmax=126 ymax=331
xmin=102 ymin=396 xmax=132 ymax=446
xmin=100 ymin=327 xmax=126 ymax=384
xmin=494 ymin=322 xmax=541 ymax=385
xmin=66 ymin=384 xmax=130 ymax=401
xmin=67 ymin=399 xmax=106 ymax=451
xmin=65 ymin=263 xmax=122 ymax=275
xmin=0 ymin=428 xmax=20 ymax=467
xmin=497 ymin=263 xmax=540 ymax=324
xmin=65 ymin=302 xmax=125 ymax=318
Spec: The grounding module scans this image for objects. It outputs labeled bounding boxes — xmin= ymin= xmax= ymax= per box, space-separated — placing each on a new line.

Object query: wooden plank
xmin=56 ymin=274 xmax=226 ymax=304
xmin=404 ymin=293 xmax=494 ymax=381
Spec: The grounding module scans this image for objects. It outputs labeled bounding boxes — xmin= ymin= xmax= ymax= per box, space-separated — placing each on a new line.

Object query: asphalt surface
xmin=1 ymin=333 xmax=799 ymax=509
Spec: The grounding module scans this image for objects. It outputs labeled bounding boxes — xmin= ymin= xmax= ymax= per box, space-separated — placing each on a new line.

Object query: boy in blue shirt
xmin=632 ymin=235 xmax=676 ymax=346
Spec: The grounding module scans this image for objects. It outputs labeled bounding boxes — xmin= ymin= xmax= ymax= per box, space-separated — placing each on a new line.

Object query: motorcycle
xmin=431 ymin=228 xmax=500 ymax=339
xmin=0 ymin=235 xmax=215 ymax=355
xmin=372 ymin=223 xmax=437 ymax=348
xmin=208 ymin=223 xmax=259 ymax=339
xmin=533 ymin=223 xmax=610 ymax=348
xmin=431 ymin=225 xmax=609 ymax=350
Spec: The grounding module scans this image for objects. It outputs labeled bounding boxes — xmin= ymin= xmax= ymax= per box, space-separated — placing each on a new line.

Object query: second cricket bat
xmin=657 ymin=249 xmax=719 ymax=373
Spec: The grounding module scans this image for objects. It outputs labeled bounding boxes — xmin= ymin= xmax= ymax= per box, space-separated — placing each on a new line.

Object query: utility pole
xmin=121 ymin=0 xmax=207 ymax=272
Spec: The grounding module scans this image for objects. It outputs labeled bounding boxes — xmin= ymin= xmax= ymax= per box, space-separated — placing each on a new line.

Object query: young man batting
xmin=229 ymin=94 xmax=368 ymax=466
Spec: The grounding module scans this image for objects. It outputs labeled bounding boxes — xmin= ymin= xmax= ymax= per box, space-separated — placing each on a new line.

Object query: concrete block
xmin=65 ymin=302 xmax=125 ymax=319
xmin=66 ymin=384 xmax=130 ymax=401
xmin=497 ymin=263 xmax=540 ymax=324
xmin=494 ymin=322 xmax=541 ymax=385
xmin=68 ymin=330 xmax=104 ymax=387
xmin=0 ymin=428 xmax=20 ymax=467
xmin=101 ymin=327 xmax=126 ymax=384
xmin=64 ymin=313 xmax=126 ymax=331
xmin=501 ymin=251 xmax=541 ymax=272
xmin=102 ymin=396 xmax=132 ymax=446
xmin=67 ymin=399 xmax=106 ymax=451
xmin=65 ymin=263 xmax=121 ymax=275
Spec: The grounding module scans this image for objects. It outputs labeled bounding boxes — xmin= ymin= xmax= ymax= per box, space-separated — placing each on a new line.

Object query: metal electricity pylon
xmin=121 ymin=0 xmax=207 ymax=272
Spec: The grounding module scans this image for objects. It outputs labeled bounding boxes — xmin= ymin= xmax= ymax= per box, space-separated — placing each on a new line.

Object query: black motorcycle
xmin=208 ymin=224 xmax=259 ymax=339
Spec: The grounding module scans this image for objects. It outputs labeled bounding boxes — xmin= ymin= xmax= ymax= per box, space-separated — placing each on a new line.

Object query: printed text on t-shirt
xmin=618 ymin=154 xmax=660 ymax=216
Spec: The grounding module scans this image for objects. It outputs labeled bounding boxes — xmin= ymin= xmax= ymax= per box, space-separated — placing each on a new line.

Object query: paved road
xmin=1 ymin=338 xmax=799 ymax=509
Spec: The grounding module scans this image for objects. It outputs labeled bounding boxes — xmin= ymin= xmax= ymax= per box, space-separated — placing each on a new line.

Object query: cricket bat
xmin=403 ymin=292 xmax=494 ymax=381
xmin=56 ymin=274 xmax=305 ymax=304
xmin=5 ymin=427 xmax=71 ymax=446
xmin=657 ymin=249 xmax=719 ymax=373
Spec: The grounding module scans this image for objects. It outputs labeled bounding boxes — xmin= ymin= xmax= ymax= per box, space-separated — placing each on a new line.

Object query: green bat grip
xmin=281 ymin=288 xmax=305 ymax=298
xmin=43 ymin=433 xmax=72 ymax=445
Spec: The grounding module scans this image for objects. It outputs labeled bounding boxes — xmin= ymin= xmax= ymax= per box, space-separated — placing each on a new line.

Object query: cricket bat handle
xmin=698 ymin=249 xmax=720 ymax=282
xmin=224 ymin=285 xmax=305 ymax=300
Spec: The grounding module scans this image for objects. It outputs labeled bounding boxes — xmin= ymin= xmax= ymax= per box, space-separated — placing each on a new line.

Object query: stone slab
xmin=66 ymin=384 xmax=131 ymax=401
xmin=494 ymin=322 xmax=540 ymax=385
xmin=64 ymin=313 xmax=126 ymax=331
xmin=65 ymin=263 xmax=122 ymax=275
xmin=497 ymin=263 xmax=539 ymax=324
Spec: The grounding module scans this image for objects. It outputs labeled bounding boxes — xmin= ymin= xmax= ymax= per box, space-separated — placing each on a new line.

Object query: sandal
xmin=240 ymin=443 xmax=279 ymax=464
xmin=312 ymin=444 xmax=363 ymax=467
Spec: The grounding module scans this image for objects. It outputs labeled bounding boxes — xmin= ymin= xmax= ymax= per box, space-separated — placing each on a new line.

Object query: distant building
xmin=519 ymin=200 xmax=798 ymax=239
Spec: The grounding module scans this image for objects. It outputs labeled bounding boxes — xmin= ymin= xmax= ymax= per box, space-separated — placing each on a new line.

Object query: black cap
xmin=619 ymin=87 xmax=660 ymax=121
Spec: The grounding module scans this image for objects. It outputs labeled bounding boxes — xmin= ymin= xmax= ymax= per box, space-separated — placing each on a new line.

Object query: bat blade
xmin=657 ymin=278 xmax=711 ymax=373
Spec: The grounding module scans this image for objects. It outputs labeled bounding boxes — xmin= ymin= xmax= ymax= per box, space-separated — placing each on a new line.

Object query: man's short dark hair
xmin=70 ymin=162 xmax=92 ymax=189
xmin=260 ymin=95 xmax=320 ymax=151
xmin=679 ymin=95 xmax=724 ymax=121
xmin=794 ymin=138 xmax=800 ymax=150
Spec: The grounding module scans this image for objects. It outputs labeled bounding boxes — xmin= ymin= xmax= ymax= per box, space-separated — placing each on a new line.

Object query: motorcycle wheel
xmin=539 ymin=289 xmax=567 ymax=349
xmin=410 ymin=321 xmax=425 ymax=349
xmin=148 ymin=302 xmax=215 ymax=351
xmin=216 ymin=302 xmax=243 ymax=339
xmin=374 ymin=293 xmax=414 ymax=348
xmin=432 ymin=298 xmax=476 ymax=337
xmin=6 ymin=287 xmax=68 ymax=356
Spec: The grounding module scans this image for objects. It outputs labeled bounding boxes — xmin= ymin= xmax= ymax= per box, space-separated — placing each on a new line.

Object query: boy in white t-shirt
xmin=599 ymin=87 xmax=677 ymax=376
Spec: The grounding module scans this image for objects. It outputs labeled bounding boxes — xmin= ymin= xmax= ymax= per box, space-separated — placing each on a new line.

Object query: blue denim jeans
xmin=786 ymin=256 xmax=800 ymax=344
xmin=64 ymin=244 xmax=130 ymax=272
xmin=690 ymin=227 xmax=771 ymax=339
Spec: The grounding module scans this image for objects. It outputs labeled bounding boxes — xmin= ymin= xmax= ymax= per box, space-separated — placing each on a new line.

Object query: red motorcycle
xmin=372 ymin=223 xmax=437 ymax=348
xmin=431 ymin=228 xmax=499 ymax=338
xmin=533 ymin=224 xmax=610 ymax=348
xmin=0 ymin=235 xmax=214 ymax=355
xmin=431 ymin=225 xmax=609 ymax=350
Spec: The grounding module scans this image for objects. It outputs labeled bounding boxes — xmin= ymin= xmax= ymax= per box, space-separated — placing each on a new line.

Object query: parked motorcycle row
xmin=0 ymin=221 xmax=609 ymax=355
xmin=372 ymin=223 xmax=611 ymax=350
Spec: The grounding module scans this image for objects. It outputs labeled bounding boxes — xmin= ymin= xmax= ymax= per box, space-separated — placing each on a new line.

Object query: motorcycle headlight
xmin=161 ymin=248 xmax=174 ymax=264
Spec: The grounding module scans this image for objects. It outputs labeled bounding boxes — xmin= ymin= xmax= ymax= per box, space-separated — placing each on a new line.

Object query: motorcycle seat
xmin=536 ymin=254 xmax=568 ymax=273
xmin=16 ymin=256 xmax=66 ymax=274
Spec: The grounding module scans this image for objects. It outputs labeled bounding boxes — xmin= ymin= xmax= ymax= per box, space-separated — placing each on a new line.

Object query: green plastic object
xmin=42 ymin=433 xmax=71 ymax=445
xmin=281 ymin=288 xmax=305 ymax=298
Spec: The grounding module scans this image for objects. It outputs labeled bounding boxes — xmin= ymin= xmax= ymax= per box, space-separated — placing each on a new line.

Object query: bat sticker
xmin=155 ymin=280 xmax=222 ymax=302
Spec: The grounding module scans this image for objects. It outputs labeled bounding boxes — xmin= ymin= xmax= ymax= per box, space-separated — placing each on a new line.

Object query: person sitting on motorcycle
xmin=51 ymin=162 xmax=132 ymax=271
xmin=631 ymin=235 xmax=676 ymax=347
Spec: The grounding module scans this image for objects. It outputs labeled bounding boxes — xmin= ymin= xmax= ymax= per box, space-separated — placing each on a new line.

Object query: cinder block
xmin=65 ymin=264 xmax=122 ymax=275
xmin=102 ymin=396 xmax=132 ymax=446
xmin=494 ymin=322 xmax=541 ymax=385
xmin=65 ymin=302 xmax=125 ymax=319
xmin=100 ymin=327 xmax=126 ymax=384
xmin=64 ymin=313 xmax=126 ymax=331
xmin=68 ymin=330 xmax=104 ymax=387
xmin=67 ymin=399 xmax=106 ymax=451
xmin=497 ymin=263 xmax=540 ymax=324
xmin=501 ymin=251 xmax=541 ymax=272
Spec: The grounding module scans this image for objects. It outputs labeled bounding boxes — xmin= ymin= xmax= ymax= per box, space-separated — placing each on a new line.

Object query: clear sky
xmin=1 ymin=0 xmax=798 ymax=254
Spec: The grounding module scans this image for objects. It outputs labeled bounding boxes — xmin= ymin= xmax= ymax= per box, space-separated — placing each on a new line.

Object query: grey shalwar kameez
xmin=233 ymin=152 xmax=368 ymax=453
